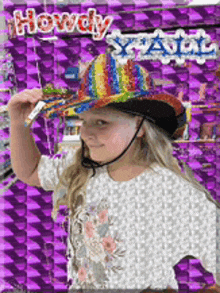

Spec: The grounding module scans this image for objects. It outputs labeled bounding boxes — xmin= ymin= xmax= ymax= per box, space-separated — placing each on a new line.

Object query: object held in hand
xmin=24 ymin=84 xmax=78 ymax=126
xmin=40 ymin=83 xmax=98 ymax=118
xmin=42 ymin=83 xmax=75 ymax=100
xmin=24 ymin=100 xmax=46 ymax=127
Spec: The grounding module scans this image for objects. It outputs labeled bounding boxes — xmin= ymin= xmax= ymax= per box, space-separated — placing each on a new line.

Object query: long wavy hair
xmin=51 ymin=106 xmax=220 ymax=222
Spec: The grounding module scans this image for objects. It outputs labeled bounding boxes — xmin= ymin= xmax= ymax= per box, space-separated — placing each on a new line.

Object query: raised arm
xmin=8 ymin=88 xmax=43 ymax=186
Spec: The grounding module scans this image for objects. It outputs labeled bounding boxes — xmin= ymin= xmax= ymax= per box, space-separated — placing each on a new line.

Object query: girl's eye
xmin=79 ymin=119 xmax=107 ymax=126
xmin=97 ymin=120 xmax=107 ymax=126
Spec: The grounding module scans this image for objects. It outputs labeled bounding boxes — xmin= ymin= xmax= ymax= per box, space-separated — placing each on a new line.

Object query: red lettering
xmin=13 ymin=8 xmax=36 ymax=35
xmin=12 ymin=8 xmax=113 ymax=40
xmin=88 ymin=8 xmax=96 ymax=34
xmin=53 ymin=13 xmax=78 ymax=32
xmin=37 ymin=13 xmax=53 ymax=33
xmin=77 ymin=15 xmax=88 ymax=33
xmin=94 ymin=14 xmax=113 ymax=40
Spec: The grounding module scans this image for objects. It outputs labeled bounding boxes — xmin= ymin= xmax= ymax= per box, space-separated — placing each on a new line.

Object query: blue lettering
xmin=194 ymin=36 xmax=216 ymax=57
xmin=143 ymin=35 xmax=170 ymax=57
xmin=140 ymin=38 xmax=147 ymax=46
xmin=112 ymin=36 xmax=136 ymax=58
xmin=106 ymin=29 xmax=218 ymax=65
xmin=173 ymin=35 xmax=187 ymax=58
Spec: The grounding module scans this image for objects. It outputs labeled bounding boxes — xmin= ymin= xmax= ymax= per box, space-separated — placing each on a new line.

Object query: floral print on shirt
xmin=68 ymin=198 xmax=126 ymax=289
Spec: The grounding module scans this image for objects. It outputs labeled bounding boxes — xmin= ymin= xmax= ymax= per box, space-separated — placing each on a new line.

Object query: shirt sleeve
xmin=190 ymin=187 xmax=217 ymax=281
xmin=171 ymin=182 xmax=217 ymax=284
xmin=38 ymin=148 xmax=77 ymax=191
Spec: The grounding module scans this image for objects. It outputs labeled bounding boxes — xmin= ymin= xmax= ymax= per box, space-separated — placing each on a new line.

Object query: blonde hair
xmin=52 ymin=107 xmax=220 ymax=221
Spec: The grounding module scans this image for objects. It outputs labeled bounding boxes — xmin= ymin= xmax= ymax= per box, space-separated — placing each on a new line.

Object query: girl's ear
xmin=135 ymin=116 xmax=145 ymax=138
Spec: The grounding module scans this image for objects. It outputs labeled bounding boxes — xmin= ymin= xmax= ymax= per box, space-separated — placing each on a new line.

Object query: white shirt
xmin=38 ymin=148 xmax=217 ymax=291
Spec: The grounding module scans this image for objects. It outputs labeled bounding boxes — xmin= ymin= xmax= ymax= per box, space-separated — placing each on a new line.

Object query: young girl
xmin=8 ymin=53 xmax=220 ymax=292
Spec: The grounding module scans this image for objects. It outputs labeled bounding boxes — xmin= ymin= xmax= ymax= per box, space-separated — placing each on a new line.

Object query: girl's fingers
xmin=20 ymin=89 xmax=43 ymax=103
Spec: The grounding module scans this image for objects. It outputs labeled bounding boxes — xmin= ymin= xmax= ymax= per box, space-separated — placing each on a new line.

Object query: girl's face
xmin=78 ymin=107 xmax=144 ymax=167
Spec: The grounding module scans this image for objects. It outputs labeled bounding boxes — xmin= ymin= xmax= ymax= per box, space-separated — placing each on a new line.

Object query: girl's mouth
xmin=89 ymin=145 xmax=103 ymax=148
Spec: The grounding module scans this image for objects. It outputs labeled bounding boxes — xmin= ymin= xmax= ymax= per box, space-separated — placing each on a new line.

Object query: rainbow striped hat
xmin=74 ymin=53 xmax=187 ymax=140
xmin=75 ymin=53 xmax=154 ymax=114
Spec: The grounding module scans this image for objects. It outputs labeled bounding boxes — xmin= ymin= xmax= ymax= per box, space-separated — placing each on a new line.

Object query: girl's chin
xmin=89 ymin=154 xmax=107 ymax=163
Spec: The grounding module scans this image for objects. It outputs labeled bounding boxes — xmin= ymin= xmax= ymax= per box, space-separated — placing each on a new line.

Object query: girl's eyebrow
xmin=78 ymin=111 xmax=122 ymax=120
xmin=78 ymin=113 xmax=117 ymax=119
xmin=79 ymin=116 xmax=120 ymax=121
xmin=78 ymin=114 xmax=106 ymax=119
xmin=79 ymin=112 xmax=107 ymax=116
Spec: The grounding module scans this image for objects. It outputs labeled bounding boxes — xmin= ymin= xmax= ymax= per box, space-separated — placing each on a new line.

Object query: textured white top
xmin=38 ymin=148 xmax=217 ymax=291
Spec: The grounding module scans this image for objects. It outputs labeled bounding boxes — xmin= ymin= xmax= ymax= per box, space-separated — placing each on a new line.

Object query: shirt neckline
xmin=102 ymin=162 xmax=162 ymax=184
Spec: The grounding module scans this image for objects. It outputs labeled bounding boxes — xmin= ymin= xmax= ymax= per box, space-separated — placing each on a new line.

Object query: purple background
xmin=0 ymin=1 xmax=219 ymax=292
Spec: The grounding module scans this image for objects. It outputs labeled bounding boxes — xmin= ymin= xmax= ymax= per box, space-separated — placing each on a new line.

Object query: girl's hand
xmin=7 ymin=88 xmax=43 ymax=125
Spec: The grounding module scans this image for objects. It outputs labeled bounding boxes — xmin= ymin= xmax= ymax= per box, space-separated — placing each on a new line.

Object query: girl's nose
xmin=80 ymin=125 xmax=96 ymax=140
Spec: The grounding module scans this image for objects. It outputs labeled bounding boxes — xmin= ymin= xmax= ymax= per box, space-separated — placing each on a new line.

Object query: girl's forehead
xmin=78 ymin=109 xmax=124 ymax=119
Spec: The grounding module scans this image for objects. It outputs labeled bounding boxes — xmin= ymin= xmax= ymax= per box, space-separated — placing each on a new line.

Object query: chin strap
xmin=81 ymin=117 xmax=145 ymax=177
